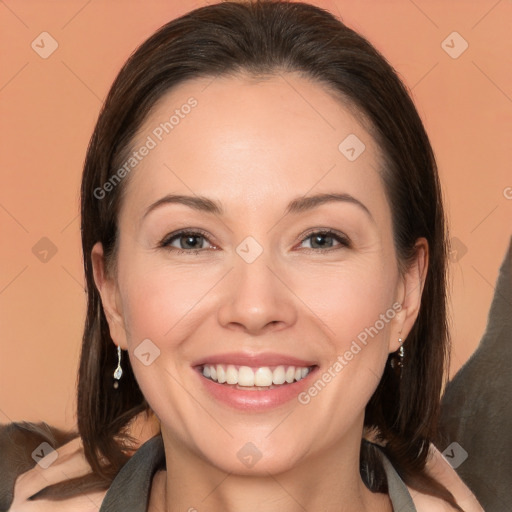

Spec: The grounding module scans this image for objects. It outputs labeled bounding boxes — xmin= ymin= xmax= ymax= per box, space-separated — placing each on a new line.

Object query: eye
xmin=158 ymin=229 xmax=217 ymax=255
xmin=297 ymin=229 xmax=351 ymax=252
xmin=158 ymin=228 xmax=350 ymax=255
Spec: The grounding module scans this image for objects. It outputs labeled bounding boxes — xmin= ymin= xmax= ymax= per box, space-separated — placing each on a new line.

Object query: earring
xmin=390 ymin=336 xmax=405 ymax=372
xmin=397 ymin=338 xmax=404 ymax=369
xmin=113 ymin=345 xmax=123 ymax=389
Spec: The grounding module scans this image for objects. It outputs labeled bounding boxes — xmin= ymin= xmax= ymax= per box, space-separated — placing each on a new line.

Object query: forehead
xmin=122 ymin=72 xmax=387 ymax=220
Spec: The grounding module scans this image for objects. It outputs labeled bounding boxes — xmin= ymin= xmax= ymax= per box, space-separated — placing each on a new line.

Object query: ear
xmin=91 ymin=241 xmax=128 ymax=350
xmin=389 ymin=237 xmax=429 ymax=353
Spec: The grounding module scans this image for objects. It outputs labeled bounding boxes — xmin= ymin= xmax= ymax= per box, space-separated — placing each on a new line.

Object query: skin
xmin=92 ymin=72 xmax=430 ymax=512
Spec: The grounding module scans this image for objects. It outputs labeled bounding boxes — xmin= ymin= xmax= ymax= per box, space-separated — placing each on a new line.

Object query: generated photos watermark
xmin=298 ymin=302 xmax=402 ymax=405
xmin=93 ymin=97 xmax=198 ymax=200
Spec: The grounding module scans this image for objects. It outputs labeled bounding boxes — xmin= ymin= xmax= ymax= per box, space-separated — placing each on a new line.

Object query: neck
xmin=156 ymin=426 xmax=392 ymax=512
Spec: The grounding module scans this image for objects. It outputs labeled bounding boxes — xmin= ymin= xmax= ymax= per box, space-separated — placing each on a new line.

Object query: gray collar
xmin=100 ymin=434 xmax=416 ymax=511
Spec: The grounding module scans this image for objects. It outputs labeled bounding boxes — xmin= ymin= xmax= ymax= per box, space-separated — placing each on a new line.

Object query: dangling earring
xmin=390 ymin=335 xmax=405 ymax=373
xmin=397 ymin=337 xmax=404 ymax=369
xmin=113 ymin=345 xmax=123 ymax=389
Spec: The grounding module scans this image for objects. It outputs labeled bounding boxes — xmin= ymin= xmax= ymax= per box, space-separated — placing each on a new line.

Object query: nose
xmin=217 ymin=249 xmax=298 ymax=335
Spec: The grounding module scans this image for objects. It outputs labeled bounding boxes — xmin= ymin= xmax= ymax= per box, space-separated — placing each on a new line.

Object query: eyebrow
xmin=143 ymin=192 xmax=373 ymax=221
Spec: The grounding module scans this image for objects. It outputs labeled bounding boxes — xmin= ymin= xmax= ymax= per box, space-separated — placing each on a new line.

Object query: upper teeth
xmin=202 ymin=364 xmax=312 ymax=386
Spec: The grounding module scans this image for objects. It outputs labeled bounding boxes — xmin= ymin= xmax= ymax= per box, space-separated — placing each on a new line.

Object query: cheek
xmin=116 ymin=261 xmax=212 ymax=425
xmin=293 ymin=257 xmax=398 ymax=349
xmin=119 ymin=259 xmax=217 ymax=346
xmin=292 ymin=261 xmax=399 ymax=429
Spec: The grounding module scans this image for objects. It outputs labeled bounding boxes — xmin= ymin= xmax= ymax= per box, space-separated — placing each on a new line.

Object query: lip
xmin=193 ymin=358 xmax=319 ymax=411
xmin=191 ymin=351 xmax=318 ymax=368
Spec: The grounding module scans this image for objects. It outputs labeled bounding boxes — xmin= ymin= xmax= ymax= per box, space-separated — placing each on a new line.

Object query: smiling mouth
xmin=197 ymin=363 xmax=317 ymax=390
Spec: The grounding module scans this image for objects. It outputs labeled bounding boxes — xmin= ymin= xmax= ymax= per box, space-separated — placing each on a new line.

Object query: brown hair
xmin=38 ymin=0 xmax=458 ymax=507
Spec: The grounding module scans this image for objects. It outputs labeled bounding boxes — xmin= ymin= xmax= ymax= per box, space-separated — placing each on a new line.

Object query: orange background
xmin=0 ymin=0 xmax=510 ymax=430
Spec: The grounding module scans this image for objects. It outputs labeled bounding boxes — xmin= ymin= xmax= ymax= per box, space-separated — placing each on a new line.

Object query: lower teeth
xmin=209 ymin=378 xmax=289 ymax=390
xmin=235 ymin=384 xmax=281 ymax=390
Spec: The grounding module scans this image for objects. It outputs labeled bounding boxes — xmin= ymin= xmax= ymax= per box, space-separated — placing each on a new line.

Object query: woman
xmin=6 ymin=1 xmax=484 ymax=510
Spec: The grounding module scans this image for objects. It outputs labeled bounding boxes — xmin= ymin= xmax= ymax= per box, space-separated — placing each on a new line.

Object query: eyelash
xmin=157 ymin=228 xmax=351 ymax=255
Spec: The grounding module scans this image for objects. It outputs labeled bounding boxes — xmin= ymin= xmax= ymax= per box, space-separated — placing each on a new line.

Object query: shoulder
xmin=409 ymin=442 xmax=484 ymax=512
xmin=407 ymin=487 xmax=464 ymax=512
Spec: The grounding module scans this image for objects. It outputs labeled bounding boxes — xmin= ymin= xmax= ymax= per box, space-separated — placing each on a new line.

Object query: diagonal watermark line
xmin=200 ymin=471 xmax=233 ymax=502
xmin=465 ymin=471 xmax=509 ymax=511
xmin=61 ymin=60 xmax=103 ymax=102
xmin=471 ymin=265 xmax=511 ymax=307
xmin=265 ymin=265 xmax=336 ymax=336
xmin=329 ymin=0 xmax=344 ymax=24
xmin=0 ymin=265 xmax=28 ymax=295
xmin=407 ymin=0 xmax=439 ymax=28
xmin=0 ymin=407 xmax=14 ymax=423
xmin=61 ymin=213 xmax=79 ymax=233
xmin=27 ymin=462 xmax=103 ymax=507
xmin=411 ymin=62 xmax=439 ymax=90
xmin=57 ymin=469 xmax=102 ymax=508
xmin=472 ymin=61 xmax=512 ymax=104
xmin=163 ymin=163 xmax=233 ymax=234
xmin=265 ymin=409 xmax=296 ymax=438
xmin=200 ymin=74 xmax=218 ymax=93
xmin=471 ymin=0 xmax=502 ymax=29
xmin=469 ymin=204 xmax=499 ymax=233
xmin=0 ymin=0 xmax=29 ymax=28
xmin=61 ymin=0 xmax=93 ymax=29
xmin=0 ymin=203 xmax=29 ymax=232
xmin=161 ymin=365 xmax=234 ymax=438
xmin=0 ymin=62 xmax=29 ymax=92
xmin=366 ymin=366 xmax=381 ymax=384
xmin=265 ymin=473 xmax=308 ymax=511
xmin=163 ymin=268 xmax=234 ymax=336
xmin=278 ymin=72 xmax=336 ymax=130
xmin=61 ymin=265 xmax=84 ymax=290
xmin=266 ymin=163 xmax=337 ymax=235
xmin=470 ymin=266 xmax=494 ymax=289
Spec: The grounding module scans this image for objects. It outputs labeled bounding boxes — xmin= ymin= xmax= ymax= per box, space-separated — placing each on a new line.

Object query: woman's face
xmin=93 ymin=73 xmax=423 ymax=475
